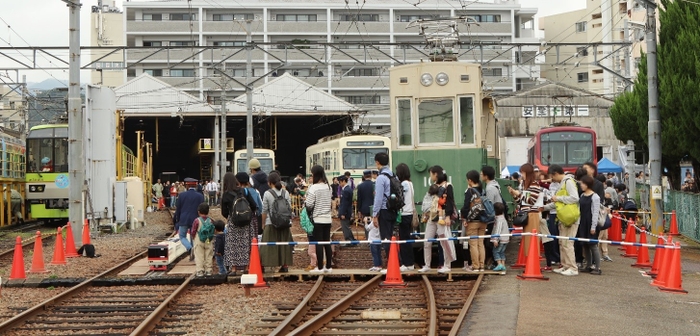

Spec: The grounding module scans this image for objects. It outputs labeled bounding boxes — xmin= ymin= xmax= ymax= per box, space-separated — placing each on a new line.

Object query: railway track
xmin=245 ymin=273 xmax=483 ymax=336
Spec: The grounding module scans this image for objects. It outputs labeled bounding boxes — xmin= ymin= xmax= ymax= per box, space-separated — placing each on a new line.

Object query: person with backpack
xmin=419 ymin=166 xmax=457 ymax=274
xmin=190 ymin=203 xmax=215 ymax=276
xmin=480 ymin=166 xmax=504 ymax=269
xmin=306 ymin=165 xmax=334 ymax=274
xmin=221 ymin=172 xmax=259 ymax=275
xmin=261 ymin=172 xmax=294 ymax=273
xmin=396 ymin=163 xmax=415 ymax=271
xmin=372 ymin=152 xmax=401 ymax=260
xmin=461 ymin=170 xmax=488 ymax=272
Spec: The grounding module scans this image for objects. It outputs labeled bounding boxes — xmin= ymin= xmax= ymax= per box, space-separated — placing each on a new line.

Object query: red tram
xmin=527 ymin=123 xmax=597 ymax=173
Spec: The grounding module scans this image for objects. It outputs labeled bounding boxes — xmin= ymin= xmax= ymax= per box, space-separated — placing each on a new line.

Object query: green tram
xmin=389 ymin=62 xmax=514 ymax=224
xmin=25 ymin=124 xmax=70 ymax=222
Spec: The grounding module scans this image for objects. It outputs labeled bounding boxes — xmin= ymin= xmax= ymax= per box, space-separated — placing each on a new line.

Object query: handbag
xmin=555 ymin=179 xmax=581 ymax=227
xmin=597 ymin=206 xmax=610 ymax=229
xmin=513 ymin=210 xmax=528 ymax=227
xmin=409 ymin=182 xmax=420 ymax=228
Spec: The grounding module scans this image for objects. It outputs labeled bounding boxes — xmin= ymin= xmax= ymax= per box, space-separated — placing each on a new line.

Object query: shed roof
xmin=114 ymin=73 xmax=215 ymax=117
xmin=494 ymin=81 xmax=614 ymax=105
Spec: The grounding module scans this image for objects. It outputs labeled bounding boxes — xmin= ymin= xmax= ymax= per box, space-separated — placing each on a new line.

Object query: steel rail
xmin=0 ymin=250 xmax=148 ymax=333
xmin=422 ymin=275 xmax=438 ymax=336
xmin=447 ymin=273 xmax=484 ymax=336
xmin=268 ymin=275 xmax=325 ymax=336
xmin=129 ymin=273 xmax=196 ymax=336
xmin=287 ymin=275 xmax=382 ymax=336
xmin=0 ymin=232 xmax=55 ymax=259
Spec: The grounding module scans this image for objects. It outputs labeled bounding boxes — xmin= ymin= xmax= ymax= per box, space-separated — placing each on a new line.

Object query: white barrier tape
xmin=254 ymin=232 xmax=679 ymax=249
xmin=413 ymin=227 xmax=522 ymax=236
xmin=617 ymin=210 xmax=673 ymax=215
xmin=613 ymin=215 xmax=669 ymax=242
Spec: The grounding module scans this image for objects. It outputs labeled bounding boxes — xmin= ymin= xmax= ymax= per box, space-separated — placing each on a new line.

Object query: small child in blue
xmin=365 ymin=217 xmax=383 ymax=272
xmin=490 ymin=202 xmax=510 ymax=272
xmin=213 ymin=220 xmax=227 ymax=275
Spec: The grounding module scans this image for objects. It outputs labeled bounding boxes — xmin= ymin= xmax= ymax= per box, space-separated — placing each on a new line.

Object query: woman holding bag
xmin=396 ymin=163 xmax=416 ymax=271
xmin=508 ymin=163 xmax=550 ymax=257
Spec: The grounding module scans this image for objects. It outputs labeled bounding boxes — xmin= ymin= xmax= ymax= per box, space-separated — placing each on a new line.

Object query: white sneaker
xmin=380 ymin=269 xmax=388 ymax=274
xmin=399 ymin=265 xmax=414 ymax=272
xmin=368 ymin=267 xmax=382 ymax=272
xmin=462 ymin=265 xmax=474 ymax=272
xmin=437 ymin=266 xmax=451 ymax=274
xmin=309 ymin=268 xmax=324 ymax=274
xmin=323 ymin=268 xmax=332 ymax=273
xmin=553 ymin=267 xmax=566 ymax=274
xmin=561 ymin=268 xmax=579 ymax=276
xmin=418 ymin=266 xmax=431 ymax=273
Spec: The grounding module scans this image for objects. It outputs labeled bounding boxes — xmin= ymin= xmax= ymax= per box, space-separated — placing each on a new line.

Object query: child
xmin=422 ymin=184 xmax=440 ymax=224
xmin=365 ymin=217 xmax=383 ymax=272
xmin=191 ymin=203 xmax=214 ymax=276
xmin=213 ymin=220 xmax=226 ymax=275
xmin=490 ymin=202 xmax=509 ymax=272
xmin=437 ymin=186 xmax=447 ymax=225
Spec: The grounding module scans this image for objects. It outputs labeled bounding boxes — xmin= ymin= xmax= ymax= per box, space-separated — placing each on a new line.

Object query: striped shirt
xmin=305 ymin=183 xmax=333 ymax=224
xmin=515 ymin=182 xmax=545 ymax=213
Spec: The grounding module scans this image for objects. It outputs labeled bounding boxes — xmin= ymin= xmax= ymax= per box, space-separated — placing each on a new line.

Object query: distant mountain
xmin=28 ymin=79 xmax=68 ymax=91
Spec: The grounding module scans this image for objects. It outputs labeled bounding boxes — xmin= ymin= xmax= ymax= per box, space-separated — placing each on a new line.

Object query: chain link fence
xmin=636 ymin=184 xmax=700 ymax=243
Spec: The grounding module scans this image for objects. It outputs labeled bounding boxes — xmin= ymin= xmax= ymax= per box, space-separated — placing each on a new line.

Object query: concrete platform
xmin=117 ymin=257 xmax=150 ymax=276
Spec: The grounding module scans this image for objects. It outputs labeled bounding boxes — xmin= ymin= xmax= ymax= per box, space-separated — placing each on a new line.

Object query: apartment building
xmin=539 ymin=0 xmax=649 ymax=96
xmin=91 ymin=1 xmax=126 ymax=87
xmin=0 ymin=85 xmax=24 ymax=131
xmin=119 ymin=0 xmax=539 ymax=128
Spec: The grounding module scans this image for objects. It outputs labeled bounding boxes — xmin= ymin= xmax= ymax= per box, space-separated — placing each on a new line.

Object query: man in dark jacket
xmin=249 ymin=158 xmax=270 ymax=198
xmin=174 ymin=177 xmax=204 ymax=253
xmin=337 ymin=176 xmax=355 ymax=241
xmin=356 ymin=170 xmax=374 ymax=218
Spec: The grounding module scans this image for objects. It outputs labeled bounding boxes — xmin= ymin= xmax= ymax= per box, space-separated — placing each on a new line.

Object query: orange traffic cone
xmin=510 ymin=238 xmax=526 ymax=269
xmin=51 ymin=227 xmax=67 ymax=265
xmin=668 ymin=210 xmax=680 ymax=236
xmin=651 ymin=237 xmax=673 ymax=287
xmin=646 ymin=234 xmax=666 ymax=278
xmin=658 ymin=242 xmax=687 ymax=294
xmin=9 ymin=236 xmax=26 ymax=280
xmin=622 ymin=222 xmax=638 ymax=258
xmin=28 ymin=231 xmax=49 ymax=274
xmin=381 ymin=237 xmax=407 ymax=287
xmin=247 ymin=238 xmax=268 ymax=288
xmin=517 ymin=230 xmax=548 ymax=281
xmin=82 ymin=219 xmax=91 ymax=246
xmin=64 ymin=222 xmax=79 ymax=258
xmin=632 ymin=228 xmax=652 ymax=268
xmin=609 ymin=213 xmax=622 ymax=242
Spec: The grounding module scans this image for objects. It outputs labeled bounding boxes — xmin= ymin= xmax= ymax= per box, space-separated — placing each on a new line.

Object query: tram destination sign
xmin=347 ymin=141 xmax=385 ymax=147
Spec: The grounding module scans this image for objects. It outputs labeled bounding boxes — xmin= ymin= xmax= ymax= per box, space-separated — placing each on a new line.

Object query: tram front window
xmin=418 ymin=98 xmax=454 ymax=144
xmin=540 ymin=133 xmax=593 ymax=166
xmin=237 ymin=158 xmax=273 ymax=174
xmin=343 ymin=148 xmax=389 ymax=169
xmin=27 ymin=138 xmax=67 ymax=173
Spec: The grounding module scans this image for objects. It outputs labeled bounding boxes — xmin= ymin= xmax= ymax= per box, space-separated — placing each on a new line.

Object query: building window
xmin=399 ymin=14 xmax=442 ymax=22
xmin=275 ymin=14 xmax=318 ymax=22
xmin=345 ymin=68 xmax=379 ymax=77
xmin=143 ymin=41 xmax=162 ymax=47
xmin=170 ymin=69 xmax=196 ymax=77
xmin=143 ymin=14 xmax=162 ymax=21
xmin=592 ymin=13 xmax=602 ymax=19
xmin=170 ymin=13 xmax=196 ymax=21
xmin=94 ymin=62 xmax=124 ymax=69
xmin=144 ymin=69 xmax=163 ymax=76
xmin=339 ymin=14 xmax=379 ymax=22
xmin=213 ymin=41 xmax=246 ymax=46
xmin=576 ymin=47 xmax=588 ymax=57
xmin=592 ymin=69 xmax=603 ymax=75
xmin=592 ymin=23 xmax=602 ymax=28
xmin=468 ymin=14 xmax=501 ymax=23
xmin=418 ymin=98 xmax=454 ymax=144
xmin=213 ymin=14 xmax=253 ymax=21
xmin=459 ymin=96 xmax=475 ymax=145
xmin=516 ymin=78 xmax=525 ymax=91
xmin=344 ymin=96 xmax=381 ymax=104
xmin=170 ymin=41 xmax=197 ymax=47
xmin=575 ymin=21 xmax=587 ymax=33
xmin=482 ymin=68 xmax=503 ymax=77
xmin=577 ymin=72 xmax=589 ymax=83
xmin=397 ymin=99 xmax=412 ymax=146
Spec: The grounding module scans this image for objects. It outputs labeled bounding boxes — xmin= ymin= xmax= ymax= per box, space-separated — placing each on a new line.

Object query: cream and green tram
xmin=306 ymin=134 xmax=390 ymax=180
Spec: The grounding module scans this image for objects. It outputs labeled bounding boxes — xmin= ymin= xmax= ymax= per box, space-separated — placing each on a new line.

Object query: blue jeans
xmin=178 ymin=226 xmax=192 ymax=251
xmin=493 ymin=243 xmax=508 ymax=262
xmin=170 ymin=196 xmax=177 ymax=208
xmin=215 ymin=255 xmax=226 ymax=274
xmin=370 ymin=244 xmax=382 ymax=267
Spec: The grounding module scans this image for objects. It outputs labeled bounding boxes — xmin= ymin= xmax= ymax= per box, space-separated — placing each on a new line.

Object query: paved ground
xmin=461 ymin=235 xmax=700 ymax=335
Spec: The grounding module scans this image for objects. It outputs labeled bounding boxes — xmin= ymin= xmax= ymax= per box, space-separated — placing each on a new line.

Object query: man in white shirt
xmin=206 ymin=180 xmax=219 ymax=206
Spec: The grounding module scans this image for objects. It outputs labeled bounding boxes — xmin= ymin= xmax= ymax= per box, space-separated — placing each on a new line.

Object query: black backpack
xmin=269 ymin=189 xmax=292 ymax=229
xmin=382 ymin=172 xmax=405 ymax=213
xmin=229 ymin=189 xmax=253 ymax=228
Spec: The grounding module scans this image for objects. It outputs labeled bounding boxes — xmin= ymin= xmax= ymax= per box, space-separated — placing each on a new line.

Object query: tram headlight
xmin=436 ymin=72 xmax=449 ymax=86
xmin=30 ymin=186 xmax=36 ymax=192
xmin=420 ymin=73 xmax=433 ymax=86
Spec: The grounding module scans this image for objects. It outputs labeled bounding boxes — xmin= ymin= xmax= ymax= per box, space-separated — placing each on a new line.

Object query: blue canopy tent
xmin=500 ymin=165 xmax=522 ymax=178
xmin=597 ymin=158 xmax=623 ymax=173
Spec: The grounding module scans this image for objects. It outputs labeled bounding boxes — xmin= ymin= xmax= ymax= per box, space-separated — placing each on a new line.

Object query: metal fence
xmin=636 ymin=184 xmax=700 ymax=243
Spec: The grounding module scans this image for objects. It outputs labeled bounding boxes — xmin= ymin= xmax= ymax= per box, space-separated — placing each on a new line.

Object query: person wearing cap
xmin=371 ymin=170 xmax=379 ymax=182
xmin=248 ymin=158 xmax=269 ymax=234
xmin=174 ymin=178 xmax=204 ymax=254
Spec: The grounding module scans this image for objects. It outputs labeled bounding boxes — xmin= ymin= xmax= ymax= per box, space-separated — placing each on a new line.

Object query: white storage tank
xmin=123 ymin=176 xmax=144 ymax=224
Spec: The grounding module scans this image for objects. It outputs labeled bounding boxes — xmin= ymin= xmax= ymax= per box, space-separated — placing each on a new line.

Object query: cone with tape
xmin=609 ymin=213 xmax=622 ymax=242
xmin=64 ymin=222 xmax=79 ymax=258
xmin=28 ymin=231 xmax=49 ymax=274
xmin=622 ymin=221 xmax=638 ymax=258
xmin=646 ymin=234 xmax=666 ymax=278
xmin=658 ymin=242 xmax=687 ymax=294
xmin=247 ymin=238 xmax=268 ymax=288
xmin=651 ymin=237 xmax=674 ymax=288
xmin=517 ymin=230 xmax=548 ymax=281
xmin=632 ymin=228 xmax=652 ymax=268
xmin=50 ymin=227 xmax=66 ymax=266
xmin=381 ymin=236 xmax=407 ymax=287
xmin=510 ymin=238 xmax=527 ymax=269
xmin=668 ymin=210 xmax=680 ymax=236
xmin=9 ymin=236 xmax=26 ymax=280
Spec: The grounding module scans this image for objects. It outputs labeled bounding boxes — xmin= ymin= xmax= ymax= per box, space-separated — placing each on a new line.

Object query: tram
xmin=306 ymin=133 xmax=391 ymax=179
xmin=25 ymin=123 xmax=69 ymax=222
xmin=234 ymin=149 xmax=276 ymax=174
xmin=0 ymin=127 xmax=25 ymax=179
xmin=527 ymin=123 xmax=597 ymax=173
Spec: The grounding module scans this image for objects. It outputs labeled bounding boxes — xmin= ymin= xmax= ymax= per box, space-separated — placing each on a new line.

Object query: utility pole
xmin=65 ymin=0 xmax=83 ymax=245
xmin=642 ymin=0 xmax=663 ymax=235
xmin=245 ymin=19 xmax=254 ymax=168
xmin=627 ymin=140 xmax=636 ymax=200
xmin=220 ymin=61 xmax=227 ymax=183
